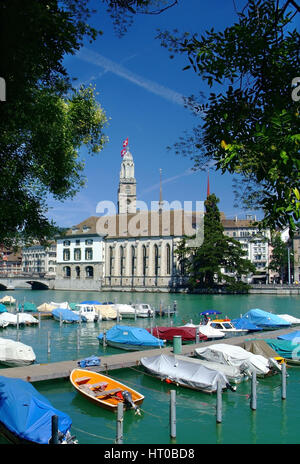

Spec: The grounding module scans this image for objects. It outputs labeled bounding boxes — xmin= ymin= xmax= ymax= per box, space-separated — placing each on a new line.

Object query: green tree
xmin=176 ymin=194 xmax=256 ymax=292
xmin=0 ymin=0 xmax=177 ymax=247
xmin=268 ymin=233 xmax=289 ymax=283
xmin=158 ymin=0 xmax=300 ymax=235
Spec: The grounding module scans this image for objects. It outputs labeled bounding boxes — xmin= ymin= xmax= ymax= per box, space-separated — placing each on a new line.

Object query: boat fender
xmin=226 ymin=383 xmax=237 ymax=392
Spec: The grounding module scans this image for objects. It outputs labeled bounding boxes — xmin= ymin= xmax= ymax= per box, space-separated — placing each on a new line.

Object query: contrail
xmin=77 ymin=47 xmax=186 ymax=106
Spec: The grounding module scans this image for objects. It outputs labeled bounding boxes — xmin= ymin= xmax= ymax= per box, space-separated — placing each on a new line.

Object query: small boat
xmin=114 ymin=304 xmax=137 ymax=319
xmin=17 ymin=313 xmax=39 ymax=325
xmin=74 ymin=304 xmax=98 ymax=322
xmin=203 ymin=319 xmax=248 ymax=338
xmin=0 ymin=303 xmax=7 ymax=313
xmin=148 ymin=326 xmax=207 ymax=343
xmin=0 ymin=319 xmax=9 ymax=328
xmin=242 ymin=308 xmax=291 ymax=330
xmin=265 ymin=338 xmax=300 ymax=365
xmin=181 ymin=323 xmax=225 ymax=340
xmin=52 ymin=308 xmax=81 ymax=324
xmin=70 ymin=368 xmax=144 ymax=413
xmin=277 ymin=314 xmax=300 ymax=325
xmin=231 ymin=317 xmax=263 ymax=332
xmin=195 ymin=343 xmax=281 ymax=378
xmin=50 ymin=301 xmax=71 ymax=310
xmin=98 ymin=325 xmax=164 ymax=350
xmin=140 ymin=354 xmax=235 ymax=393
xmin=0 ymin=337 xmax=36 ymax=366
xmin=0 ymin=312 xmax=37 ymax=326
xmin=37 ymin=302 xmax=56 ymax=313
xmin=94 ymin=304 xmax=119 ymax=321
xmin=0 ymin=295 xmax=16 ymax=305
xmin=0 ymin=375 xmax=75 ymax=444
xmin=278 ymin=330 xmax=300 ymax=342
xmin=131 ymin=303 xmax=154 ymax=318
xmin=18 ymin=302 xmax=37 ymax=312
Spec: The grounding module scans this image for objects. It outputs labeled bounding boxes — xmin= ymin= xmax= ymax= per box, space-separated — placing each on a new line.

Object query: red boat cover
xmin=147 ymin=326 xmax=207 ymax=342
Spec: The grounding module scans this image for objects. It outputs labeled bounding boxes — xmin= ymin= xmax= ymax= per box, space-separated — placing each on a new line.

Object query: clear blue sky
xmin=48 ymin=0 xmax=261 ymax=228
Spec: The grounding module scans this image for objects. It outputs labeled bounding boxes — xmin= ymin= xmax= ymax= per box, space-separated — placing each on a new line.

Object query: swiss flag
xmin=123 ymin=137 xmax=128 ymax=147
xmin=121 ymin=149 xmax=126 ymax=157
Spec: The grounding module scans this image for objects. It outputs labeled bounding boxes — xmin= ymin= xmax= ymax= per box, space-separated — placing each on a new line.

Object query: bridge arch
xmin=26 ymin=281 xmax=49 ymax=290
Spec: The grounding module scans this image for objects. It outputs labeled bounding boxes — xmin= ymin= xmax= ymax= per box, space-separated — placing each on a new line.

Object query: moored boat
xmin=181 ymin=323 xmax=225 ymax=340
xmin=203 ymin=319 xmax=249 ymax=338
xmin=131 ymin=303 xmax=154 ymax=318
xmin=148 ymin=326 xmax=207 ymax=343
xmin=94 ymin=304 xmax=119 ymax=320
xmin=70 ymin=368 xmax=144 ymax=413
xmin=98 ymin=324 xmax=164 ymax=350
xmin=242 ymin=308 xmax=291 ymax=330
xmin=74 ymin=304 xmax=98 ymax=322
xmin=0 ymin=337 xmax=36 ymax=366
xmin=0 ymin=375 xmax=75 ymax=444
xmin=140 ymin=354 xmax=235 ymax=393
xmin=265 ymin=338 xmax=300 ymax=365
xmin=0 ymin=295 xmax=16 ymax=305
xmin=52 ymin=308 xmax=81 ymax=323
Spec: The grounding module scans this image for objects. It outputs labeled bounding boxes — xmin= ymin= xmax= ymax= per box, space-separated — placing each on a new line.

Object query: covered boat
xmin=50 ymin=301 xmax=71 ymax=310
xmin=277 ymin=330 xmax=300 ymax=342
xmin=0 ymin=295 xmax=16 ymax=305
xmin=0 ymin=303 xmax=7 ymax=313
xmin=204 ymin=320 xmax=249 ymax=337
xmin=94 ymin=304 xmax=119 ymax=320
xmin=131 ymin=303 xmax=154 ymax=318
xmin=242 ymin=308 xmax=291 ymax=330
xmin=140 ymin=354 xmax=234 ymax=393
xmin=181 ymin=323 xmax=225 ymax=340
xmin=238 ymin=339 xmax=283 ymax=362
xmin=277 ymin=314 xmax=300 ymax=325
xmin=70 ymin=368 xmax=144 ymax=413
xmin=18 ymin=302 xmax=37 ymax=312
xmin=52 ymin=308 xmax=81 ymax=323
xmin=231 ymin=317 xmax=263 ymax=332
xmin=98 ymin=325 xmax=164 ymax=350
xmin=37 ymin=302 xmax=56 ymax=313
xmin=148 ymin=326 xmax=207 ymax=342
xmin=114 ymin=304 xmax=137 ymax=319
xmin=0 ymin=338 xmax=36 ymax=366
xmin=265 ymin=339 xmax=300 ymax=365
xmin=195 ymin=343 xmax=277 ymax=377
xmin=0 ymin=376 xmax=75 ymax=444
xmin=74 ymin=304 xmax=98 ymax=322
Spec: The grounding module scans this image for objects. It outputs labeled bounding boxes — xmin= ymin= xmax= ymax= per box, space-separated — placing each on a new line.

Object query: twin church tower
xmin=117 ymin=140 xmax=137 ymax=215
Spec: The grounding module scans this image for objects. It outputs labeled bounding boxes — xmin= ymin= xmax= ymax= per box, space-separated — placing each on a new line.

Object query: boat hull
xmin=107 ymin=340 xmax=161 ymax=351
xmin=70 ymin=368 xmax=144 ymax=411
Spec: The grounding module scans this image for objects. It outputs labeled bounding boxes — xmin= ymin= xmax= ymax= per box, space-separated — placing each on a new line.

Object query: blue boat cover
xmin=199 ymin=310 xmax=222 ymax=316
xmin=78 ymin=355 xmax=101 ymax=368
xmin=265 ymin=339 xmax=300 ymax=360
xmin=98 ymin=325 xmax=164 ymax=347
xmin=52 ymin=308 xmax=80 ymax=322
xmin=18 ymin=302 xmax=37 ymax=312
xmin=0 ymin=376 xmax=72 ymax=444
xmin=242 ymin=309 xmax=291 ymax=328
xmin=231 ymin=317 xmax=263 ymax=331
xmin=277 ymin=331 xmax=300 ymax=342
xmin=0 ymin=304 xmax=7 ymax=313
xmin=80 ymin=300 xmax=101 ymax=305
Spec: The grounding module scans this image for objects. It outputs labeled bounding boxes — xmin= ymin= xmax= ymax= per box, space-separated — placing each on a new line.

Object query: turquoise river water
xmin=0 ymin=288 xmax=299 ymax=446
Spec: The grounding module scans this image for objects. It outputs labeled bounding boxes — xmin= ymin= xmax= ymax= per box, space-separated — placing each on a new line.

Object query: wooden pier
xmin=0 ymin=326 xmax=296 ymax=383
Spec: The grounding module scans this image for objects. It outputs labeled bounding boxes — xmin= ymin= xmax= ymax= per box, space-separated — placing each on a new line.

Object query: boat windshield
xmin=222 ymin=323 xmax=233 ymax=329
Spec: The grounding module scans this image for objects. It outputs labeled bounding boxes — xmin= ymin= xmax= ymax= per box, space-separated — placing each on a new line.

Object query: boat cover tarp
xmin=0 ymin=304 xmax=7 ymax=313
xmin=94 ymin=305 xmax=118 ymax=320
xmin=77 ymin=355 xmax=101 ymax=368
xmin=18 ymin=302 xmax=37 ymax=312
xmin=80 ymin=300 xmax=101 ymax=305
xmin=0 ymin=376 xmax=72 ymax=444
xmin=278 ymin=314 xmax=300 ymax=325
xmin=238 ymin=339 xmax=279 ymax=358
xmin=231 ymin=317 xmax=263 ymax=331
xmin=181 ymin=324 xmax=224 ymax=339
xmin=242 ymin=309 xmax=290 ymax=328
xmin=148 ymin=326 xmax=207 ymax=342
xmin=277 ymin=330 xmax=300 ymax=342
xmin=0 ymin=338 xmax=36 ymax=366
xmin=50 ymin=301 xmax=70 ymax=310
xmin=195 ymin=343 xmax=270 ymax=376
xmin=52 ymin=308 xmax=80 ymax=322
xmin=98 ymin=325 xmax=164 ymax=347
xmin=140 ymin=354 xmax=229 ymax=392
xmin=265 ymin=339 xmax=300 ymax=360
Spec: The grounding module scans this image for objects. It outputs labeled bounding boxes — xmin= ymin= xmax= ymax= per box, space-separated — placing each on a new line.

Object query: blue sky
xmin=48 ymin=0 xmax=261 ymax=228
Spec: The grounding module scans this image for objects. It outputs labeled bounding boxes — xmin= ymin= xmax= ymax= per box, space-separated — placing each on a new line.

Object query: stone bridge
xmin=0 ymin=276 xmax=55 ymax=290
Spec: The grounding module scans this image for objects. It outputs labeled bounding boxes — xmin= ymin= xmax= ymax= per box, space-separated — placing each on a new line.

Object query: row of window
xmin=63 ymin=248 xmax=93 ymax=261
xmin=63 ymin=266 xmax=94 ymax=278
xmin=63 ymin=239 xmax=93 ymax=246
xmin=108 ymin=244 xmax=172 ymax=276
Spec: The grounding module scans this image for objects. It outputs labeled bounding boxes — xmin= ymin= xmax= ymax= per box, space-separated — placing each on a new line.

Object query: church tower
xmin=118 ymin=140 xmax=137 ymax=214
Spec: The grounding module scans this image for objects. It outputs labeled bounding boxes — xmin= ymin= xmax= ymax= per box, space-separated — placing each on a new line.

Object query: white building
xmin=22 ymin=243 xmax=56 ymax=276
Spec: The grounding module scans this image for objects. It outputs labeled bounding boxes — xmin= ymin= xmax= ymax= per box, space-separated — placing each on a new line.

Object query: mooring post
xmin=59 ymin=312 xmax=62 ymax=327
xmin=117 ymin=309 xmax=120 ymax=323
xmin=50 ymin=415 xmax=59 ymax=444
xmin=216 ymin=380 xmax=222 ymax=423
xmin=173 ymin=300 xmax=177 ymax=312
xmin=116 ymin=402 xmax=123 ymax=444
xmin=47 ymin=331 xmax=51 ymax=354
xmin=77 ymin=327 xmax=80 ymax=351
xmin=250 ymin=371 xmax=257 ymax=410
xmin=170 ymin=390 xmax=176 ymax=439
xmin=103 ymin=329 xmax=107 ymax=347
xmin=281 ymin=362 xmax=287 ymax=400
xmin=196 ymin=327 xmax=200 ymax=344
xmin=173 ymin=335 xmax=182 ymax=354
xmin=38 ymin=312 xmax=41 ymax=328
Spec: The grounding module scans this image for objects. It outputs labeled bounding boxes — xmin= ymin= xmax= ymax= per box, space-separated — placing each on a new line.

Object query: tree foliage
xmin=158 ymin=0 xmax=300 ymax=235
xmin=176 ymin=194 xmax=256 ymax=292
xmin=268 ymin=232 xmax=290 ymax=282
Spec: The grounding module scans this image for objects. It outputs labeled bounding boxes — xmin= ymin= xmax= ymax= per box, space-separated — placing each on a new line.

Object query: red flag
xmin=121 ymin=149 xmax=126 ymax=157
xmin=123 ymin=137 xmax=128 ymax=147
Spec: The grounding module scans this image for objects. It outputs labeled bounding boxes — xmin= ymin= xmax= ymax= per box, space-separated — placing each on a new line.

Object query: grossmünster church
xmin=56 ymin=141 xmax=203 ymax=292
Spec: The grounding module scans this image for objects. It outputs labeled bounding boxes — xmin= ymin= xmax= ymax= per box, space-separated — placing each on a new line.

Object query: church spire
xmin=118 ymin=138 xmax=136 ymax=214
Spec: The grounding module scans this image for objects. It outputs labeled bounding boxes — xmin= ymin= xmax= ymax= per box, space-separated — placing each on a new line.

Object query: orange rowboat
xmin=70 ymin=368 xmax=144 ymax=413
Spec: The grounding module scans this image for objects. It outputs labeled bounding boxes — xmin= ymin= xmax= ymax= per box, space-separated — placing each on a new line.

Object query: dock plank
xmin=0 ymin=326 xmax=295 ymax=382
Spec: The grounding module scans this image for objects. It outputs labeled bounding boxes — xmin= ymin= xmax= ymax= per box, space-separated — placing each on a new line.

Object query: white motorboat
xmin=203 ymin=319 xmax=248 ymax=338
xmin=131 ymin=303 xmax=154 ymax=318
xmin=0 ymin=337 xmax=36 ymax=366
xmin=50 ymin=301 xmax=71 ymax=310
xmin=0 ymin=319 xmax=9 ymax=328
xmin=114 ymin=304 xmax=137 ymax=319
xmin=182 ymin=323 xmax=225 ymax=340
xmin=74 ymin=304 xmax=98 ymax=322
xmin=195 ymin=343 xmax=281 ymax=378
xmin=0 ymin=313 xmax=38 ymax=326
xmin=277 ymin=314 xmax=300 ymax=325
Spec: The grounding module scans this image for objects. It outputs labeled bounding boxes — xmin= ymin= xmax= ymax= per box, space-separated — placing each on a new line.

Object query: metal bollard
xmin=281 ymin=362 xmax=287 ymax=400
xmin=216 ymin=380 xmax=222 ymax=423
xmin=38 ymin=312 xmax=41 ymax=328
xmin=116 ymin=402 xmax=123 ymax=444
xmin=250 ymin=371 xmax=257 ymax=410
xmin=77 ymin=327 xmax=80 ymax=351
xmin=173 ymin=335 xmax=182 ymax=354
xmin=170 ymin=390 xmax=176 ymax=439
xmin=196 ymin=327 xmax=200 ymax=344
xmin=47 ymin=331 xmax=51 ymax=354
xmin=103 ymin=330 xmax=107 ymax=347
xmin=50 ymin=415 xmax=59 ymax=444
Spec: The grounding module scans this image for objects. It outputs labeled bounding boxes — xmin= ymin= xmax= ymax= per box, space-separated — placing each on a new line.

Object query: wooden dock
xmin=0 ymin=326 xmax=295 ymax=383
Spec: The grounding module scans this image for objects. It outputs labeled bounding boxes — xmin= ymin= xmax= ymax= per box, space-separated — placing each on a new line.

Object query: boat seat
xmin=90 ymin=381 xmax=108 ymax=391
xmin=75 ymin=376 xmax=91 ymax=385
xmin=95 ymin=388 xmax=122 ymax=398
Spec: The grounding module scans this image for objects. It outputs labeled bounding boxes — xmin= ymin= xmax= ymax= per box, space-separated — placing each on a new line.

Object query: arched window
xmin=109 ymin=246 xmax=114 ymax=275
xmin=154 ymin=244 xmax=159 ymax=277
xmin=85 ymin=266 xmax=94 ymax=278
xmin=63 ymin=266 xmax=71 ymax=278
xmin=166 ymin=244 xmax=171 ymax=275
xmin=75 ymin=266 xmax=80 ymax=278
xmin=142 ymin=245 xmax=147 ymax=276
xmin=131 ymin=246 xmax=136 ymax=276
xmin=120 ymin=246 xmax=125 ymax=276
